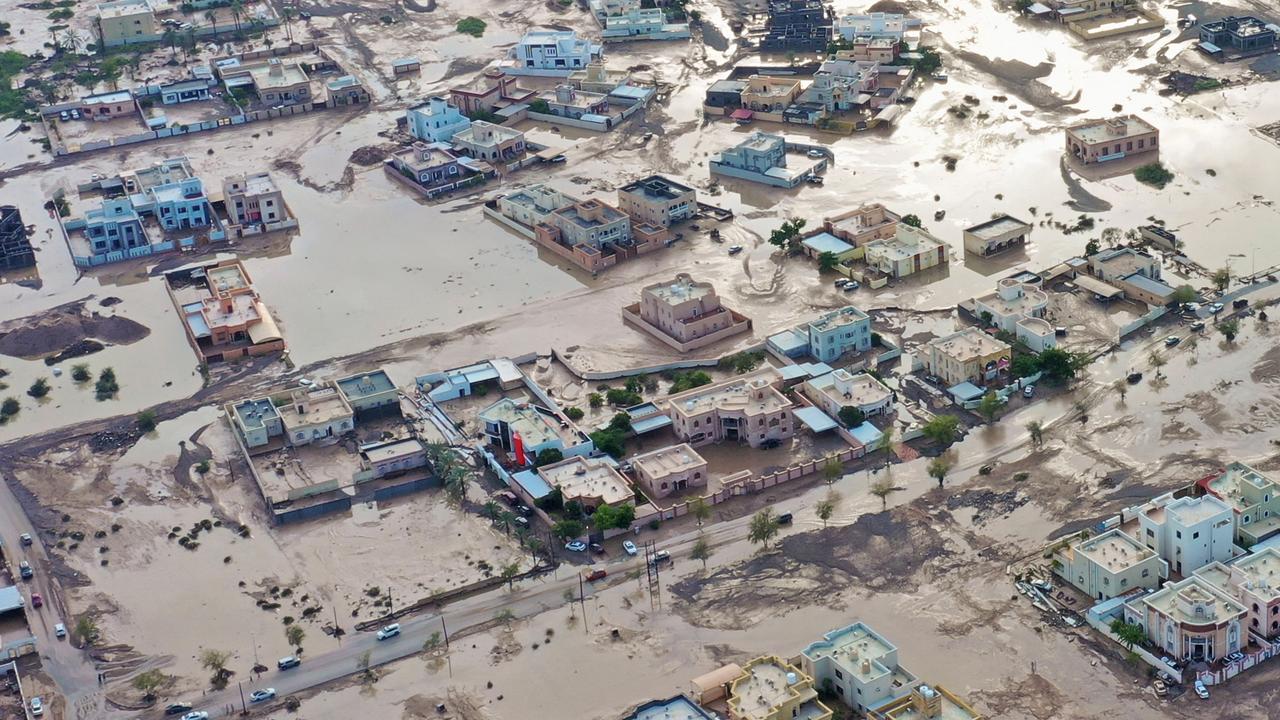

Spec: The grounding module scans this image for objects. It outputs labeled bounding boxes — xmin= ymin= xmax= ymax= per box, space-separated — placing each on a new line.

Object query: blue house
xmin=82 ymin=198 xmax=149 ymax=255
xmin=122 ymin=158 xmax=212 ymax=231
xmin=160 ymin=78 xmax=212 ymax=105
xmin=406 ymin=96 xmax=471 ymax=143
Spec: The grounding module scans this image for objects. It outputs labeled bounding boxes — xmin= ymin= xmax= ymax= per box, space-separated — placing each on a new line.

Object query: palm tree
xmin=1148 ymin=351 xmax=1166 ymax=378
xmin=482 ymin=500 xmax=500 ymax=521
xmin=747 ymin=508 xmax=779 ymax=549
xmin=927 ymin=458 xmax=951 ymax=488
xmin=230 ymin=0 xmax=244 ymax=33
xmin=281 ymin=7 xmax=295 ymax=43
xmin=205 ymin=9 xmax=218 ymax=36
xmin=162 ymin=28 xmax=178 ymax=58
xmin=497 ymin=510 xmax=516 ymax=535
xmin=501 ymin=562 xmax=520 ymax=590
xmin=815 ymin=490 xmax=839 ymax=528
xmin=870 ymin=477 xmax=898 ymax=511
xmin=1025 ymin=420 xmax=1043 ymax=448
xmin=821 ymin=457 xmax=843 ymax=485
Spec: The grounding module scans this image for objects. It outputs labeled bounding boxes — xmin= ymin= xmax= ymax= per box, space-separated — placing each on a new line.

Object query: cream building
xmin=971 ymin=278 xmax=1056 ymax=353
xmin=864 ymin=224 xmax=948 ymax=279
xmin=1124 ymin=576 xmax=1246 ymax=663
xmin=802 ymin=370 xmax=893 ymax=421
xmin=624 ymin=273 xmax=752 ymax=352
xmin=1194 ymin=548 xmax=1280 ymax=640
xmin=663 ymin=371 xmax=794 ymax=449
xmin=537 ymin=455 xmax=633 ymax=509
xmin=1054 ymin=528 xmax=1167 ymax=601
xmin=97 ymin=0 xmax=157 ymax=47
xmin=630 ymin=444 xmax=707 ymax=500
xmin=1202 ymin=462 xmax=1280 ymax=546
xmin=921 ymin=328 xmax=1011 ymax=388
xmin=726 ymin=656 xmax=832 ymax=720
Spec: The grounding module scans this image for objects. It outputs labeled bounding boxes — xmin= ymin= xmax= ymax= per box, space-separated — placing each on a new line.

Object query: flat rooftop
xmin=738 ymin=132 xmax=784 ymax=151
xmin=1144 ymin=577 xmax=1245 ymax=624
xmin=648 ymin=275 xmax=713 ymax=304
xmin=621 ymin=175 xmax=696 ymax=199
xmin=242 ymin=61 xmax=309 ymax=90
xmin=537 ymin=456 xmax=633 ymax=506
xmin=1207 ymin=462 xmax=1278 ymax=510
xmin=362 ymin=438 xmax=425 ymax=464
xmin=729 ymin=658 xmax=826 ymax=720
xmin=1165 ymin=495 xmax=1231 ymax=526
xmin=479 ymin=398 xmax=579 ymax=448
xmin=626 ymin=696 xmax=715 ymax=720
xmin=965 ymin=215 xmax=1031 ymax=240
xmin=206 ymin=263 xmax=250 ymax=293
xmin=927 ymin=328 xmax=1009 ymax=362
xmin=975 ymin=284 xmax=1047 ymax=317
xmin=277 ymin=388 xmax=353 ymax=430
xmin=802 ymin=622 xmax=896 ymax=683
xmin=228 ymin=172 xmax=279 ymax=196
xmin=807 ymin=370 xmax=891 ymax=409
xmin=665 ymin=372 xmax=791 ymax=417
xmin=98 ymin=0 xmax=152 ymax=18
xmin=1075 ymin=529 xmax=1155 ymax=572
xmin=808 ymin=306 xmax=868 ymax=332
xmin=630 ymin=443 xmax=705 ymax=479
xmin=232 ymin=397 xmax=279 ymax=431
xmin=828 ymin=204 xmax=898 ymax=237
xmin=556 ymin=200 xmax=627 ymax=229
xmin=1067 ymin=115 xmax=1158 ymax=146
xmin=1231 ymin=548 xmax=1280 ymax=598
xmin=867 ymin=225 xmax=944 ymax=262
xmin=337 ymin=370 xmax=396 ymax=401
xmin=879 ymin=686 xmax=982 ymax=720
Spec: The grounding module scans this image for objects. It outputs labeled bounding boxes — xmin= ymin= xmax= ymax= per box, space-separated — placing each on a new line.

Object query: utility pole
xmin=332 ymin=604 xmax=342 ymax=645
xmin=441 ymin=615 xmax=450 ymax=651
xmin=238 ymin=681 xmax=247 ymax=714
xmin=579 ymin=571 xmax=587 ymax=633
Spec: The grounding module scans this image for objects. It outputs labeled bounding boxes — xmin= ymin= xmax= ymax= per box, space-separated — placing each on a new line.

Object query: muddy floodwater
xmin=4 ymin=0 xmax=1280 ymax=716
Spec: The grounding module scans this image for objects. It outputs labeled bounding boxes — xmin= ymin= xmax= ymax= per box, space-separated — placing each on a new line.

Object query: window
xmin=1193 ymin=531 xmax=1199 ymax=539
xmin=835 ymin=670 xmax=843 ymax=679
xmin=1176 ymin=531 xmax=1181 ymax=539
xmin=1142 ymin=568 xmax=1150 ymax=577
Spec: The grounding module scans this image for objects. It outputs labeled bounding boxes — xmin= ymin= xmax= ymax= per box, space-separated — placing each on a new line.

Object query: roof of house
xmin=964 ymin=214 xmax=1031 ymax=240
xmin=537 ymin=455 xmax=633 ymax=506
xmin=362 ymin=438 xmax=426 ymax=464
xmin=631 ymin=443 xmax=706 ymax=479
xmin=1120 ymin=272 xmax=1176 ymax=297
xmin=0 ymin=585 xmax=23 ymax=614
xmin=802 ymin=232 xmax=855 ymax=256
xmin=927 ymin=328 xmax=1010 ymax=362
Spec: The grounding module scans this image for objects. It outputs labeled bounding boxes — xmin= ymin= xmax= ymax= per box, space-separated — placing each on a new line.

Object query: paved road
xmin=0 ymin=477 xmax=102 ymax=718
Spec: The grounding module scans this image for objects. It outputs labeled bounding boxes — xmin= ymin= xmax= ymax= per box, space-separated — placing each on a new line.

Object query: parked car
xmin=931 ymin=71 xmax=949 ymax=82
xmin=164 ymin=703 xmax=194 ymax=716
xmin=277 ymin=656 xmax=301 ymax=670
xmin=30 ymin=593 xmax=42 ymax=608
xmin=70 ymin=109 xmax=81 ymax=120
xmin=1226 ymin=651 xmax=1245 ymax=663
xmin=30 ymin=697 xmax=42 ymax=716
xmin=512 ymin=516 xmax=529 ymax=528
xmin=516 ymin=505 xmax=533 ymax=517
xmin=589 ymin=542 xmax=605 ymax=554
xmin=622 ymin=540 xmax=638 ymax=556
xmin=833 ymin=279 xmax=849 ymax=288
xmin=776 ymin=513 xmax=793 ymax=525
xmin=547 ymin=154 xmax=567 ymax=163
xmin=494 ymin=490 xmax=518 ymax=506
xmin=1233 ymin=298 xmax=1249 ymax=309
xmin=54 ymin=623 xmax=66 ymax=639
xmin=649 ymin=550 xmax=671 ymax=565
xmin=1208 ymin=302 xmax=1225 ymax=314
xmin=1022 ymin=384 xmax=1036 ymax=398
xmin=760 ymin=438 xmax=782 ymax=449
xmin=806 ymin=149 xmax=825 ymax=158
xmin=58 ymin=111 xmax=69 ymax=121
xmin=1194 ymin=680 xmax=1209 ymax=699
xmin=805 ymin=174 xmax=824 ymax=185
xmin=583 ymin=568 xmax=607 ymax=582
xmin=727 ymin=245 xmax=744 ymax=255
xmin=1164 ymin=336 xmax=1180 ymax=347
xmin=1190 ymin=320 xmax=1206 ymax=331
xmin=1127 ymin=371 xmax=1143 ymax=384
xmin=181 ymin=712 xmax=209 ymax=720
xmin=19 ymin=533 xmax=32 ymax=546
xmin=1153 ymin=679 xmax=1168 ymax=697
xmin=843 ymin=281 xmax=858 ymax=292
xmin=249 ymin=688 xmax=277 ymax=703
xmin=564 ymin=540 xmax=587 ymax=553
xmin=19 ymin=561 xmax=32 ymax=579
xmin=376 ymin=623 xmax=401 ymax=641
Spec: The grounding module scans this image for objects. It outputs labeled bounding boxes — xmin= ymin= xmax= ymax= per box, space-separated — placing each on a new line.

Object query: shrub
xmin=456 ymin=17 xmax=486 ymax=36
xmin=136 ymin=410 xmax=157 ymax=432
xmin=27 ymin=378 xmax=50 ymax=398
xmin=668 ymin=370 xmax=712 ymax=394
xmin=605 ymin=388 xmax=642 ymax=407
xmin=71 ymin=363 xmax=91 ymax=382
xmin=1134 ymin=162 xmax=1174 ymax=189
xmin=563 ymin=406 xmax=584 ymax=421
xmin=0 ymin=397 xmax=19 ymax=418
xmin=95 ymin=367 xmax=119 ymax=401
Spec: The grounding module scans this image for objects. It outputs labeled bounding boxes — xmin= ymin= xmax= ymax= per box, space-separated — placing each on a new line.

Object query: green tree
xmin=1211 ymin=267 xmax=1231 ymax=291
xmin=1148 ymin=350 xmax=1166 ymax=378
xmin=815 ymin=491 xmax=839 ymax=528
xmin=900 ymin=213 xmax=922 ymax=228
xmin=553 ymin=519 xmax=583 ymax=539
xmin=0 ymin=397 xmax=18 ymax=418
xmin=927 ymin=457 xmax=951 ymax=488
xmin=482 ymin=500 xmax=500 ymax=521
xmin=821 ymin=457 xmax=843 ymax=484
xmin=1218 ymin=319 xmax=1239 ymax=343
xmin=95 ymin=367 xmax=119 ymax=400
xmin=71 ymin=363 xmax=91 ymax=382
xmin=587 ymin=392 xmax=603 ymax=408
xmin=1172 ymin=285 xmax=1197 ymax=305
xmin=1133 ymin=162 xmax=1174 ymax=189
xmin=204 ymin=9 xmax=217 ymax=35
xmin=456 ymin=16 xmax=487 ymax=36
xmin=281 ymin=6 xmax=294 ymax=42
xmin=668 ymin=370 xmax=712 ymax=394
xmin=837 ymin=406 xmax=865 ymax=428
xmin=869 ymin=477 xmax=898 ymax=511
xmin=592 ymin=503 xmax=635 ymax=531
xmin=690 ymin=536 xmax=712 ymax=571
xmin=200 ymin=648 xmax=231 ymax=688
xmin=1109 ymin=619 xmax=1146 ymax=650
xmin=74 ymin=615 xmax=98 ymax=645
xmin=230 ymin=0 xmax=244 ymax=32
xmin=1084 ymin=238 xmax=1101 ymax=256
xmin=501 ymin=561 xmax=521 ymax=590
xmin=563 ymin=406 xmax=584 ymax=421
xmin=910 ymin=47 xmax=942 ymax=74
xmin=588 ymin=428 xmax=626 ymax=458
xmin=817 ymin=251 xmax=839 ymax=273
xmin=136 ymin=409 xmax=157 ymax=432
xmin=748 ymin=508 xmax=780 ymax=549
xmin=921 ymin=414 xmax=960 ymax=447
xmin=977 ymin=392 xmax=1002 ymax=423
xmin=767 ymin=218 xmax=807 ymax=252
xmin=689 ymin=497 xmax=711 ymax=526
xmin=131 ymin=669 xmax=166 ymax=700
xmin=1037 ymin=348 xmax=1090 ymax=383
xmin=1025 ymin=420 xmax=1044 ymax=448
xmin=285 ymin=624 xmax=305 ymax=651
xmin=26 ymin=378 xmax=49 ymax=398
xmin=534 ymin=448 xmax=563 ymax=467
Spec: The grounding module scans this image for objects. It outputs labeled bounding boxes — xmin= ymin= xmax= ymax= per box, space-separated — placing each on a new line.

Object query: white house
xmin=972 ymin=278 xmax=1057 ymax=353
xmin=1132 ymin=493 xmax=1238 ymax=577
xmin=508 ymin=30 xmax=603 ymax=76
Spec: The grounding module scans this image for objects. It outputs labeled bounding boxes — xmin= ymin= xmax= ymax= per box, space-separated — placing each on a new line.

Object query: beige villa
xmin=663 ymin=371 xmax=794 ymax=449
xmin=921 ymin=328 xmax=1011 ymax=388
xmin=630 ymin=443 xmax=707 ymax=500
xmin=622 ymin=273 xmax=752 ymax=352
xmin=536 ymin=455 xmax=634 ymax=509
xmin=1065 ymin=115 xmax=1159 ymax=165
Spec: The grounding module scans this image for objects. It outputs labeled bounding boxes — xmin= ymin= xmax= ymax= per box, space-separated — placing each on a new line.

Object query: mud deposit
xmin=0 ymin=300 xmax=149 ymax=360
xmin=670 ymin=509 xmax=957 ymax=630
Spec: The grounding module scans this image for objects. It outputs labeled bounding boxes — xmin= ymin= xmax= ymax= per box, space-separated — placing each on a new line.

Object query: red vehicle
xmin=30 ymin=593 xmax=42 ymax=608
xmin=583 ymin=568 xmax=607 ymax=582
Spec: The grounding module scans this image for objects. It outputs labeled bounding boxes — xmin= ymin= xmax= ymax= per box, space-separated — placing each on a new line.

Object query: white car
xmin=376 ymin=623 xmax=401 ymax=640
xmin=249 ymin=688 xmax=276 ymax=703
xmin=30 ymin=697 xmax=43 ymax=716
xmin=622 ymin=540 xmax=638 ymax=556
xmin=54 ymin=623 xmax=66 ymax=638
xmin=806 ymin=149 xmax=825 ymax=158
xmin=181 ymin=712 xmax=209 ymax=720
xmin=1194 ymin=680 xmax=1209 ymax=699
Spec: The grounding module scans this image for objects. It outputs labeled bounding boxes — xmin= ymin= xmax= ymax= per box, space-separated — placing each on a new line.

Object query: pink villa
xmin=622 ymin=273 xmax=752 ymax=352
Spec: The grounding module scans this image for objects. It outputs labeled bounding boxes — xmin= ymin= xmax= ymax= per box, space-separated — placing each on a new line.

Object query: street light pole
xmin=238 ymin=681 xmax=247 ymax=714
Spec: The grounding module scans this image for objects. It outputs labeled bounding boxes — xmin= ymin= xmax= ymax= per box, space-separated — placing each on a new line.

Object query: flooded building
xmin=358 ymin=438 xmax=427 ymax=479
xmin=1065 ymin=115 xmax=1158 ymax=165
xmin=971 ymin=279 xmax=1056 ymax=352
xmin=479 ymin=397 xmax=593 ymax=466
xmin=662 ymin=371 xmax=794 ymax=449
xmin=1193 ymin=548 xmax=1280 ymax=640
xmin=541 ymin=84 xmax=610 ymax=121
xmin=617 ymin=175 xmax=697 ymax=228
xmin=962 ymin=215 xmax=1031 ymax=257
xmin=623 ymin=273 xmax=752 ymax=352
xmin=1122 ymin=575 xmax=1246 ymax=662
xmin=630 ymin=443 xmax=707 ymax=500
xmin=490 ymin=185 xmax=574 ymax=228
xmin=78 ymin=198 xmax=150 ymax=258
xmin=1087 ymin=247 xmax=1177 ymax=306
xmin=221 ymin=58 xmax=311 ymax=106
xmin=80 ymin=90 xmax=137 ymax=121
xmin=601 ymin=6 xmax=691 ymax=41
xmin=96 ymin=0 xmax=158 ymax=47
xmin=1199 ymin=462 xmax=1280 ymax=547
xmin=625 ymin=696 xmax=717 ymax=720
xmin=536 ymin=455 xmax=633 ymax=510
xmin=159 ymin=78 xmax=212 ymax=105
xmin=820 ymin=204 xmax=901 ymax=256
xmin=806 ymin=59 xmax=880 ymax=112
xmin=335 ymin=370 xmax=400 ymax=420
xmin=168 ymin=259 xmax=285 ymax=363
xmin=710 ymin=132 xmax=823 ymax=189
xmin=405 ymin=96 xmax=471 ymax=143
xmin=277 ymin=386 xmax=356 ymax=446
xmin=568 ymin=62 xmax=631 ymax=95
xmin=1199 ymin=16 xmax=1277 ymax=55
xmin=760 ymin=0 xmax=834 ymax=52
xmin=740 ymin=75 xmax=803 ymax=114
xmin=534 ymin=197 xmax=642 ymax=272
xmin=222 ymin=171 xmax=296 ymax=236
xmin=837 ymin=37 xmax=899 ymax=63
xmin=229 ymin=397 xmax=283 ymax=449
xmin=705 ymin=79 xmax=748 ymax=112
xmin=325 ymin=75 xmax=370 ymax=106
xmin=508 ymin=30 xmax=603 ymax=76
xmin=921 ymin=328 xmax=1010 ymax=388
xmin=121 ymin=156 xmax=213 ymax=230
xmin=1123 ymin=492 xmax=1237 ymax=576
xmin=870 ymin=685 xmax=986 ymax=720
xmin=0 ymin=206 xmax=36 ymax=271
xmin=448 ymin=69 xmax=537 ymax=116
xmin=806 ymin=306 xmax=872 ymax=362
xmin=451 ymin=121 xmax=526 ymax=163
xmin=834 ymin=11 xmax=917 ymax=41
xmin=1054 ymin=527 xmax=1167 ymax=601
xmin=863 ymin=224 xmax=947 ymax=279
xmin=726 ymin=656 xmax=833 ymax=720
xmin=802 ymin=369 xmax=893 ymax=420
xmin=800 ymin=622 xmax=916 ymax=716
xmin=386 ymin=142 xmax=493 ymax=199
